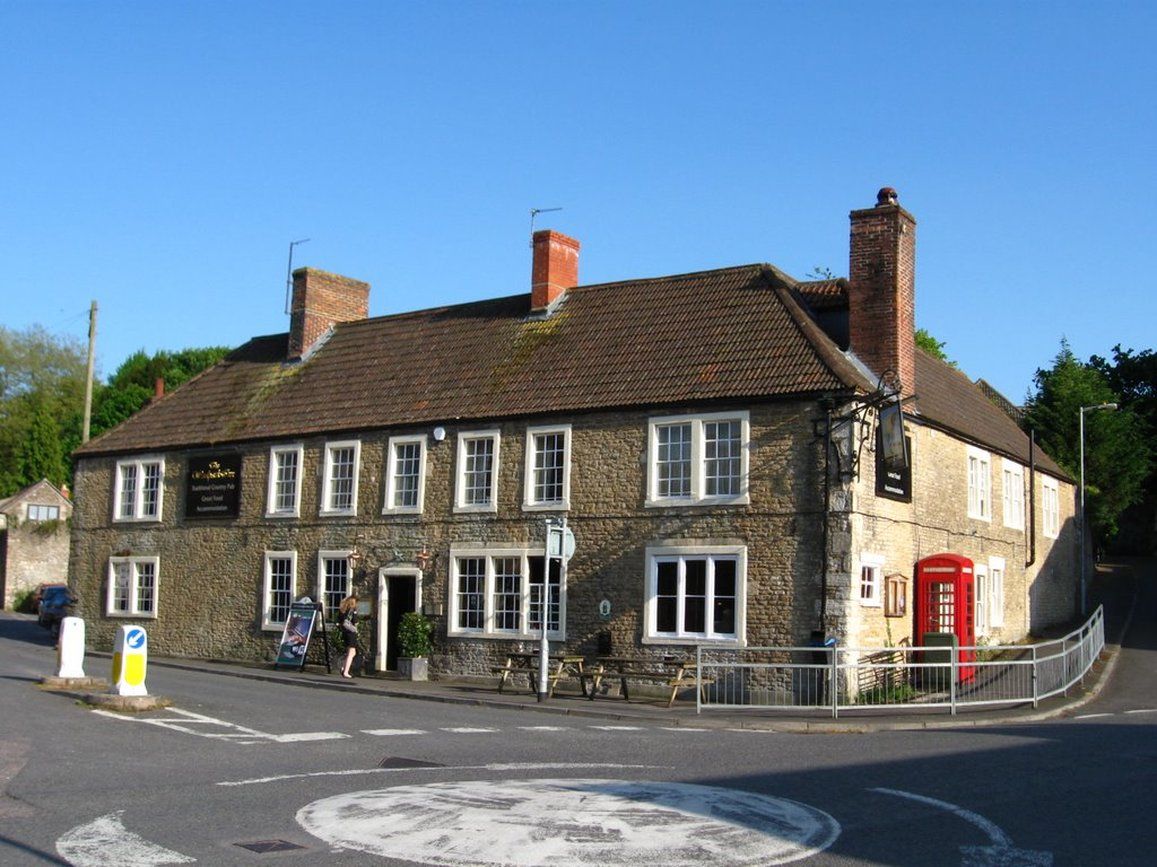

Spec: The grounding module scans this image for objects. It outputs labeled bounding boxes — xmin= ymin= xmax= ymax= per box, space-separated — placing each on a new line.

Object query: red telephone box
xmin=915 ymin=554 xmax=976 ymax=683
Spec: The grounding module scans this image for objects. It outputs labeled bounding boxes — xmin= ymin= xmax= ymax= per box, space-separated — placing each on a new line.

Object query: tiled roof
xmin=796 ymin=278 xmax=848 ymax=311
xmin=913 ymin=351 xmax=1067 ymax=479
xmin=75 ymin=265 xmax=875 ymax=456
xmin=975 ymin=378 xmax=1025 ymax=425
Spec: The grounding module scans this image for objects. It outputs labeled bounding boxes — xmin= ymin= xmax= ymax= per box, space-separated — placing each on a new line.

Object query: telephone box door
xmin=915 ymin=554 xmax=976 ymax=682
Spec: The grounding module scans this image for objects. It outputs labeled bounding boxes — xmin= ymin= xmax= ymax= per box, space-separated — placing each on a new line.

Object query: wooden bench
xmin=492 ymin=654 xmax=584 ymax=698
xmin=581 ymin=662 xmax=715 ymax=707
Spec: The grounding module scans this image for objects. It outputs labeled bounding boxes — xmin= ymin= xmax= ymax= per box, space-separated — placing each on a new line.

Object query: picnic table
xmin=491 ymin=652 xmax=585 ymax=698
xmin=579 ymin=655 xmax=714 ymax=707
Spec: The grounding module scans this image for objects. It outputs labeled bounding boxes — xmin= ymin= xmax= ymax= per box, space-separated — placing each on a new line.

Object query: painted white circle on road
xmin=297 ymin=778 xmax=839 ymax=866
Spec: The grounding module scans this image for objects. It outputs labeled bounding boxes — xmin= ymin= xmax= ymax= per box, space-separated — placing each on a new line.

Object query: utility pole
xmin=81 ymin=301 xmax=97 ymax=443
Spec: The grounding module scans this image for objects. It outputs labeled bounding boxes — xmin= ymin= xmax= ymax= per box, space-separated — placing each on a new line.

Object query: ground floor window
xmin=107 ymin=556 xmax=158 ymax=617
xmin=318 ymin=551 xmax=351 ymax=620
xmin=644 ymin=545 xmax=745 ymax=643
xmin=263 ymin=551 xmax=297 ymax=630
xmin=859 ymin=553 xmax=884 ymax=607
xmin=449 ymin=549 xmax=564 ymax=639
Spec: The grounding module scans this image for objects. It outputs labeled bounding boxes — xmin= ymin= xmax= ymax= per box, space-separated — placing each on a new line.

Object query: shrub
xmin=397 ymin=611 xmax=433 ymax=658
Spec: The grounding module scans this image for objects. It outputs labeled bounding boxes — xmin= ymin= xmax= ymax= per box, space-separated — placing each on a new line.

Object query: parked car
xmin=37 ymin=584 xmax=76 ymax=632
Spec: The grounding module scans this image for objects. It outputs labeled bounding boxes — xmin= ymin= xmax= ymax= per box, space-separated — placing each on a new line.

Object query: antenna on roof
xmin=529 ymin=207 xmax=563 ymax=244
xmin=284 ymin=238 xmax=311 ymax=315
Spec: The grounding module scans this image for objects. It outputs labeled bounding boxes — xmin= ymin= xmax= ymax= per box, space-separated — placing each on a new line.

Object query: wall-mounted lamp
xmin=432 ymin=426 xmax=446 ymax=442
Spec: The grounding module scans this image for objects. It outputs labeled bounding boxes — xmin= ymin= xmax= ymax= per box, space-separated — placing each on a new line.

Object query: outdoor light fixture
xmin=1079 ymin=402 xmax=1117 ymax=615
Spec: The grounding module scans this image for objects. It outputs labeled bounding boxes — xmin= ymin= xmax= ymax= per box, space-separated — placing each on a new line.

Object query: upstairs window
xmin=455 ymin=431 xmax=500 ymax=512
xmin=266 ymin=445 xmax=303 ymax=517
xmin=26 ymin=504 xmax=60 ymax=522
xmin=1042 ymin=477 xmax=1060 ymax=538
xmin=967 ymin=446 xmax=991 ymax=521
xmin=646 ymin=412 xmax=749 ymax=507
xmin=321 ymin=441 xmax=360 ymax=516
xmin=524 ymin=425 xmax=571 ymax=510
xmin=114 ymin=457 xmax=164 ymax=522
xmin=384 ymin=436 xmax=426 ymax=514
xmin=1002 ymin=459 xmax=1025 ymax=531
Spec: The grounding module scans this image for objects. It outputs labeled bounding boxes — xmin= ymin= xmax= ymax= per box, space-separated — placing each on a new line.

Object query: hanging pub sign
xmin=876 ymin=427 xmax=913 ymax=503
xmin=185 ymin=453 xmax=242 ymax=518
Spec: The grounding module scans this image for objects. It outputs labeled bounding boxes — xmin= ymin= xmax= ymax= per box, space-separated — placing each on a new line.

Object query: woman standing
xmin=338 ymin=595 xmax=360 ymax=678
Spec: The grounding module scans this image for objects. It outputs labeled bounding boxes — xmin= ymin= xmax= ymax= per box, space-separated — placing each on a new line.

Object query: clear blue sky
xmin=3 ymin=2 xmax=1154 ymax=403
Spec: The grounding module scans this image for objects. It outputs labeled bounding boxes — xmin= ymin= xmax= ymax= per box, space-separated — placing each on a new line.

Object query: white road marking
xmin=1072 ymin=713 xmax=1112 ymax=720
xmin=1124 ymin=708 xmax=1157 ymax=715
xmin=297 ymin=778 xmax=840 ymax=866
xmin=361 ymin=728 xmax=428 ymax=736
xmin=588 ymin=725 xmax=644 ymax=731
xmin=440 ymin=726 xmax=499 ymax=733
xmin=661 ymin=727 xmax=710 ymax=732
xmin=518 ymin=725 xmax=573 ymax=731
xmin=91 ymin=707 xmax=347 ymax=744
xmin=57 ymin=811 xmax=195 ymax=866
xmin=218 ymin=762 xmax=664 ymax=788
xmin=872 ymin=788 xmax=1052 ymax=866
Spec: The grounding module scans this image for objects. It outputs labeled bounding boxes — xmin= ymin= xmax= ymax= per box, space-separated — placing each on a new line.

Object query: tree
xmin=1023 ymin=339 xmax=1150 ymax=545
xmin=0 ymin=326 xmax=89 ymax=496
xmin=915 ymin=328 xmax=956 ymax=367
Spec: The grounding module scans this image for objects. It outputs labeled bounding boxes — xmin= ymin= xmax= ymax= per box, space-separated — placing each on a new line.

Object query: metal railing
xmin=694 ymin=605 xmax=1105 ymax=717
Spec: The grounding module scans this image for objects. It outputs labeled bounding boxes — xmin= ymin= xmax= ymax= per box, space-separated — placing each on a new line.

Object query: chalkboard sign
xmin=185 ymin=453 xmax=242 ymax=519
xmin=275 ymin=601 xmax=319 ymax=669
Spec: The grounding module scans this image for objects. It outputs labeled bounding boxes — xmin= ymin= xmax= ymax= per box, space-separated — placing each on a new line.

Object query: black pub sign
xmin=875 ymin=430 xmax=913 ymax=503
xmin=185 ymin=453 xmax=242 ymax=519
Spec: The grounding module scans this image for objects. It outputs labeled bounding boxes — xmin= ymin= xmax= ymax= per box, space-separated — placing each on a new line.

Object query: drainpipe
xmin=1027 ymin=430 xmax=1037 ymax=568
xmin=817 ymin=403 xmax=833 ymax=637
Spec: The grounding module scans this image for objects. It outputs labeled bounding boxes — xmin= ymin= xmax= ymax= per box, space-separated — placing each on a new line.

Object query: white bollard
xmin=56 ymin=616 xmax=86 ymax=679
xmin=111 ymin=625 xmax=148 ymax=696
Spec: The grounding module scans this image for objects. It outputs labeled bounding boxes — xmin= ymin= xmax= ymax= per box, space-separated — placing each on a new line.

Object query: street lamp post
xmin=1079 ymin=402 xmax=1117 ymax=615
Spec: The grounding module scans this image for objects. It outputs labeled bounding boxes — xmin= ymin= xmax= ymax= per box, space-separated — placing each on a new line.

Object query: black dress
xmin=340 ymin=611 xmax=359 ymax=650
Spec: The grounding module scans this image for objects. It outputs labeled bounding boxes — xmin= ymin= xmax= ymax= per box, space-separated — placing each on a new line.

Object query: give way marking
xmin=91 ymin=706 xmax=346 ymax=744
xmin=297 ymin=778 xmax=840 ymax=866
xmin=57 ymin=811 xmax=195 ymax=866
xmin=872 ymin=788 xmax=1052 ymax=866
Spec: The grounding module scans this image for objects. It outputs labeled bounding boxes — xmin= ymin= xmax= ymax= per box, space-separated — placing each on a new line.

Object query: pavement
xmin=73 ymin=558 xmax=1148 ymax=733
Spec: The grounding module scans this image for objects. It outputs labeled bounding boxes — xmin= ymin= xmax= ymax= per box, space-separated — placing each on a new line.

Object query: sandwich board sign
xmin=275 ymin=599 xmax=320 ymax=670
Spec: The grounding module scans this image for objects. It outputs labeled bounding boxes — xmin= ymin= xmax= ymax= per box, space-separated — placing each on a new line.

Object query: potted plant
xmin=396 ymin=611 xmax=433 ymax=681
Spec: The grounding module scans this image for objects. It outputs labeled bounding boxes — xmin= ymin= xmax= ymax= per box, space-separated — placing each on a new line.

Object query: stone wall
xmin=69 ymin=400 xmax=829 ymax=673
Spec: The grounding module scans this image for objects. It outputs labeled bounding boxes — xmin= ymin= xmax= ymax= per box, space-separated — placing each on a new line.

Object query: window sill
xmin=642 ymin=635 xmax=743 ymax=647
xmin=105 ymin=611 xmax=158 ymax=619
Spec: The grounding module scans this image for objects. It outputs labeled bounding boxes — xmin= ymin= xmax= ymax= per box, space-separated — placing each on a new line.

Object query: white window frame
xmin=265 ymin=444 xmax=304 ymax=518
xmin=975 ymin=562 xmax=989 ymax=636
xmin=643 ymin=543 xmax=747 ymax=645
xmin=262 ymin=550 xmax=297 ymax=631
xmin=1002 ymin=458 xmax=1025 ymax=531
xmin=320 ymin=440 xmax=361 ymax=517
xmin=383 ymin=435 xmax=428 ymax=515
xmin=989 ymin=555 xmax=1005 ymax=629
xmin=523 ymin=424 xmax=572 ymax=511
xmin=317 ymin=550 xmax=353 ymax=619
xmin=646 ymin=412 xmax=750 ymax=507
xmin=967 ymin=445 xmax=991 ymax=521
xmin=859 ymin=553 xmax=884 ymax=607
xmin=113 ymin=456 xmax=165 ymax=522
xmin=1041 ymin=476 xmax=1060 ymax=539
xmin=446 ymin=546 xmax=566 ymax=640
xmin=106 ymin=556 xmax=159 ymax=618
xmin=454 ymin=430 xmax=501 ymax=513
xmin=26 ymin=504 xmax=60 ymax=522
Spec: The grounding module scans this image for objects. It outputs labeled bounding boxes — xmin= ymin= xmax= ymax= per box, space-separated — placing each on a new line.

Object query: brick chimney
xmin=531 ymin=230 xmax=580 ymax=312
xmin=288 ymin=267 xmax=370 ymax=360
xmin=848 ymin=187 xmax=917 ymax=398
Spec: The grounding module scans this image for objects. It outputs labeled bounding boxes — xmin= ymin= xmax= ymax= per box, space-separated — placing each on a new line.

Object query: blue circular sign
xmin=126 ymin=628 xmax=146 ymax=649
